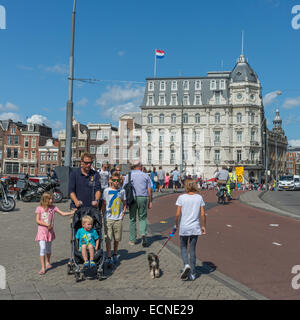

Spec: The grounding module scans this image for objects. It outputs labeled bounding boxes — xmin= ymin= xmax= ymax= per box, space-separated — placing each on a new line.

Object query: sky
xmin=0 ymin=0 xmax=300 ymax=145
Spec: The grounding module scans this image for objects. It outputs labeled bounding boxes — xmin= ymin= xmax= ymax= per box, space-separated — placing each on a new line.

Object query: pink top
xmin=165 ymin=176 xmax=170 ymax=183
xmin=35 ymin=205 xmax=58 ymax=242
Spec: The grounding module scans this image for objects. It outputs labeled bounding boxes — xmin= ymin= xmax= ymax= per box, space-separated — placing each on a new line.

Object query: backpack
xmin=123 ymin=171 xmax=136 ymax=206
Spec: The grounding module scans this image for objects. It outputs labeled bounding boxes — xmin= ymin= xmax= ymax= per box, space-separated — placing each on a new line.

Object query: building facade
xmin=59 ymin=119 xmax=88 ymax=167
xmin=286 ymin=147 xmax=300 ymax=175
xmin=141 ymin=54 xmax=265 ymax=180
xmin=38 ymin=138 xmax=60 ymax=175
xmin=87 ymin=123 xmax=118 ymax=169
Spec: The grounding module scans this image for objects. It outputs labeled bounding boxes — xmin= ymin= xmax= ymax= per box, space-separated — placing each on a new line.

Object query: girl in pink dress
xmin=35 ymin=192 xmax=74 ymax=275
xmin=165 ymin=173 xmax=170 ymax=190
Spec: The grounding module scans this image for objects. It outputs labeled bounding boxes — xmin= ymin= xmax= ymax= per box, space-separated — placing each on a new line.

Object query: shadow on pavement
xmin=196 ymin=261 xmax=217 ymax=275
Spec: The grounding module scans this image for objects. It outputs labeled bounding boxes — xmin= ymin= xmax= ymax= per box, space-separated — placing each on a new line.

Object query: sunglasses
xmin=112 ymin=179 xmax=120 ymax=182
xmin=83 ymin=161 xmax=93 ymax=165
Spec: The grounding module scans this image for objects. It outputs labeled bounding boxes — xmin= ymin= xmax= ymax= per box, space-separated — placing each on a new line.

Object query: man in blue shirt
xmin=123 ymin=161 xmax=152 ymax=247
xmin=69 ymin=152 xmax=101 ymax=209
xmin=172 ymin=167 xmax=181 ymax=193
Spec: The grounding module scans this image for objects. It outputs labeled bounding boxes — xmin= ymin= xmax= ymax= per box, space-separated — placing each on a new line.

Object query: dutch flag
xmin=155 ymin=49 xmax=165 ymax=59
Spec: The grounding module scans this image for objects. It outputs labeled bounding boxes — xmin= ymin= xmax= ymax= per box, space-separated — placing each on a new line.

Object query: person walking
xmin=150 ymin=167 xmax=158 ymax=192
xmin=172 ymin=167 xmax=181 ymax=193
xmin=174 ymin=179 xmax=206 ymax=281
xmin=157 ymin=166 xmax=165 ymax=193
xmin=226 ymin=167 xmax=236 ymax=200
xmin=123 ymin=161 xmax=152 ymax=247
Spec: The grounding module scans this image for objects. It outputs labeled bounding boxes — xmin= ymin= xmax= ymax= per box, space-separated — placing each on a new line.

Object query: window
xmin=220 ymin=79 xmax=226 ymax=90
xmin=147 ymin=149 xmax=152 ymax=164
xmin=104 ymin=146 xmax=109 ymax=155
xmin=114 ymin=149 xmax=119 ymax=160
xmin=28 ymin=124 xmax=34 ymax=132
xmin=183 ymin=129 xmax=188 ymax=143
xmin=148 ymin=81 xmax=154 ymax=91
xmin=97 ymin=146 xmax=102 ymax=154
xmin=183 ymin=80 xmax=189 ymax=90
xmin=250 ymin=150 xmax=255 ymax=161
xmin=53 ymin=152 xmax=58 ymax=161
xmin=195 ymin=113 xmax=201 ymax=123
xmin=148 ymin=95 xmax=154 ymax=106
xmin=195 ymin=95 xmax=201 ymax=105
xmin=237 ymin=131 xmax=242 ymax=143
xmin=237 ymin=150 xmax=242 ymax=162
xmin=30 ymin=167 xmax=35 ymax=176
xmin=24 ymin=150 xmax=28 ymax=160
xmin=11 ymin=127 xmax=16 ymax=134
xmin=103 ymin=130 xmax=109 ymax=140
xmin=171 ymin=80 xmax=177 ymax=91
xmin=250 ymin=112 xmax=255 ymax=123
xmin=183 ymin=113 xmax=188 ymax=124
xmin=210 ymin=80 xmax=216 ymax=90
xmin=31 ymin=151 xmax=36 ymax=160
xmin=90 ymin=130 xmax=96 ymax=140
xmin=14 ymin=136 xmax=19 ymax=145
xmin=13 ymin=148 xmax=18 ymax=159
xmin=7 ymin=136 xmax=12 ymax=145
xmin=31 ymin=137 xmax=36 ymax=148
xmin=183 ymin=95 xmax=189 ymax=105
xmin=159 ymin=113 xmax=165 ymax=124
xmin=160 ymin=81 xmax=166 ymax=91
xmin=147 ymin=131 xmax=152 ymax=143
xmin=170 ymin=149 xmax=175 ymax=165
xmin=171 ymin=94 xmax=177 ymax=105
xmin=24 ymin=137 xmax=29 ymax=147
xmin=214 ymin=150 xmax=220 ymax=162
xmin=115 ymin=137 xmax=120 ymax=145
xmin=7 ymin=148 xmax=11 ymax=158
xmin=159 ymin=150 xmax=164 ymax=162
xmin=237 ymin=113 xmax=242 ymax=123
xmin=214 ymin=131 xmax=221 ymax=144
xmin=79 ymin=140 xmax=85 ymax=147
xmin=251 ymin=130 xmax=255 ymax=142
xmin=195 ymin=80 xmax=201 ymax=90
xmin=159 ymin=95 xmax=165 ymax=106
xmin=47 ymin=152 xmax=51 ymax=161
xmin=89 ymin=145 xmax=96 ymax=154
xmin=97 ymin=130 xmax=103 ymax=140
xmin=170 ymin=130 xmax=176 ymax=143
xmin=40 ymin=165 xmax=45 ymax=174
xmin=215 ymin=113 xmax=220 ymax=123
xmin=147 ymin=114 xmax=153 ymax=124
xmin=159 ymin=130 xmax=164 ymax=147
xmin=171 ymin=113 xmax=176 ymax=124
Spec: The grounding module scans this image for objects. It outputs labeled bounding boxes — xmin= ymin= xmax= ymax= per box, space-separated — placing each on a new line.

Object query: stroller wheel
xmin=67 ymin=263 xmax=73 ymax=275
xmin=75 ymin=272 xmax=81 ymax=282
xmin=97 ymin=269 xmax=105 ymax=281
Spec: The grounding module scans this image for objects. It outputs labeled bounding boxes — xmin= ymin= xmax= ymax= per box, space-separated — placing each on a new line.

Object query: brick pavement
xmin=0 ymin=190 xmax=266 ymax=300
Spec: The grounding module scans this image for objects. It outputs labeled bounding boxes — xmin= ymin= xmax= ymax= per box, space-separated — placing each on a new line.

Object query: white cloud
xmin=96 ymin=85 xmax=144 ymax=121
xmin=263 ymin=91 xmax=281 ymax=106
xmin=39 ymin=64 xmax=68 ymax=75
xmin=76 ymin=97 xmax=88 ymax=107
xmin=0 ymin=102 xmax=19 ymax=112
xmin=27 ymin=114 xmax=48 ymax=125
xmin=118 ymin=50 xmax=125 ymax=57
xmin=282 ymin=97 xmax=300 ymax=110
xmin=289 ymin=140 xmax=300 ymax=147
xmin=0 ymin=112 xmax=22 ymax=122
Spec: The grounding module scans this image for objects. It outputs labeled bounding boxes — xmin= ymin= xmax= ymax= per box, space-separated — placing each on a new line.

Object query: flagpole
xmin=154 ymin=49 xmax=157 ymax=78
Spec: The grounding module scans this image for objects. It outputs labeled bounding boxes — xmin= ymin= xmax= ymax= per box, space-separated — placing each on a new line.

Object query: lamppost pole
xmin=180 ymin=101 xmax=184 ymax=173
xmin=65 ymin=0 xmax=77 ymax=167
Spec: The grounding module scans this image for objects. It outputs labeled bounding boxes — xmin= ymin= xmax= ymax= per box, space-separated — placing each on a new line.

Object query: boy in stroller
xmin=67 ymin=207 xmax=105 ymax=282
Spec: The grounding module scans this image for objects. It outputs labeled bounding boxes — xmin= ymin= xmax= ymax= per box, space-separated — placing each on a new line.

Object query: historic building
xmin=111 ymin=112 xmax=142 ymax=169
xmin=58 ymin=119 xmax=88 ymax=167
xmin=38 ymin=138 xmax=60 ymax=175
xmin=141 ymin=54 xmax=265 ymax=180
xmin=87 ymin=123 xmax=118 ymax=169
xmin=286 ymin=146 xmax=300 ymax=176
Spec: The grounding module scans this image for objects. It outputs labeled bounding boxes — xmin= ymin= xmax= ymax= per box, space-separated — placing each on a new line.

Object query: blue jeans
xmin=180 ymin=235 xmax=198 ymax=274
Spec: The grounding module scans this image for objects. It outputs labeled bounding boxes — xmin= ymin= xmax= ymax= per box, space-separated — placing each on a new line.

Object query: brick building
xmin=38 ymin=138 xmax=60 ymax=175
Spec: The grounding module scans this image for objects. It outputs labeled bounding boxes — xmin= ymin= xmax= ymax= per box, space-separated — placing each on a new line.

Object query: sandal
xmin=39 ymin=269 xmax=46 ymax=275
xmin=46 ymin=264 xmax=52 ymax=270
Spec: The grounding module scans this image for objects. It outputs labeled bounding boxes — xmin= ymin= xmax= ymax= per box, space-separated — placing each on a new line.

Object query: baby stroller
xmin=67 ymin=207 xmax=106 ymax=282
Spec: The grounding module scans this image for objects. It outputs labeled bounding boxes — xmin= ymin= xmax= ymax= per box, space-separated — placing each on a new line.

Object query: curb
xmin=149 ymin=192 xmax=268 ymax=300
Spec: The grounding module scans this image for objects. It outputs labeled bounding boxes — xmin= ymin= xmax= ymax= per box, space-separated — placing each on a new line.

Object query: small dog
xmin=147 ymin=253 xmax=160 ymax=279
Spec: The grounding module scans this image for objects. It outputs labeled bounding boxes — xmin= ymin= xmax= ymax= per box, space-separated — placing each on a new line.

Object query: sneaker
xmin=106 ymin=257 xmax=113 ymax=269
xmin=83 ymin=261 xmax=89 ymax=269
xmin=180 ymin=264 xmax=191 ymax=280
xmin=112 ymin=254 xmax=118 ymax=264
xmin=90 ymin=260 xmax=96 ymax=268
xmin=188 ymin=273 xmax=196 ymax=281
xmin=142 ymin=236 xmax=148 ymax=247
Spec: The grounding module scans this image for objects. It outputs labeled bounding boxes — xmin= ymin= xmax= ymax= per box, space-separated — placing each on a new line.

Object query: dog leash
xmin=157 ymin=226 xmax=176 ymax=258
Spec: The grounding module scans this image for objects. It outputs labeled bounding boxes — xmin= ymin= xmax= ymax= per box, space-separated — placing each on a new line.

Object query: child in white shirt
xmin=174 ymin=179 xmax=206 ymax=281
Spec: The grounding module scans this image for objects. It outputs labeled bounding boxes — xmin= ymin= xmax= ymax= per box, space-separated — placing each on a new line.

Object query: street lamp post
xmin=65 ymin=0 xmax=77 ymax=167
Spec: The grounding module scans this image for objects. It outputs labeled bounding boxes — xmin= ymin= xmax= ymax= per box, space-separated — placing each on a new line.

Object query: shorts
xmin=104 ymin=219 xmax=123 ymax=243
xmin=159 ymin=179 xmax=164 ymax=186
xmin=79 ymin=243 xmax=95 ymax=252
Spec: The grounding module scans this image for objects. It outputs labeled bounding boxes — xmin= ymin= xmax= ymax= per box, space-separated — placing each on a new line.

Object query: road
xmin=148 ymin=190 xmax=300 ymax=300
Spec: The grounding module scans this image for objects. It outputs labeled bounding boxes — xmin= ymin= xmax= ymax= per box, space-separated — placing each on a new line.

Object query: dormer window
xmin=148 ymin=81 xmax=154 ymax=91
xmin=195 ymin=80 xmax=201 ymax=90
xmin=28 ymin=124 xmax=34 ymax=132
xmin=183 ymin=80 xmax=189 ymax=90
xmin=160 ymin=81 xmax=166 ymax=91
xmin=171 ymin=80 xmax=177 ymax=91
xmin=220 ymin=80 xmax=226 ymax=90
xmin=11 ymin=127 xmax=16 ymax=134
xmin=210 ymin=80 xmax=216 ymax=90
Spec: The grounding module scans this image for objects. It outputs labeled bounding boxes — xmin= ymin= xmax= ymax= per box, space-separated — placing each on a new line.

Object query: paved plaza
xmin=0 ymin=191 xmax=269 ymax=300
